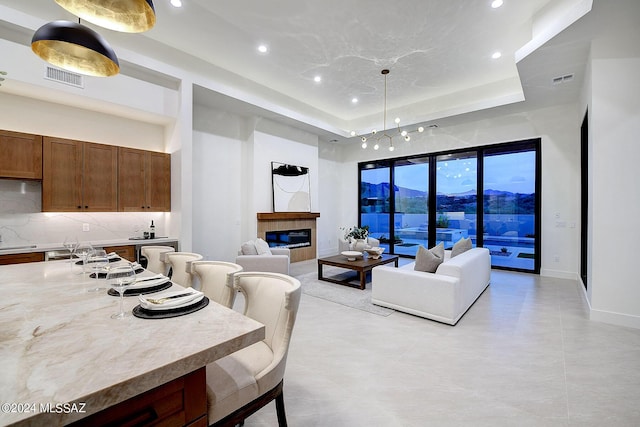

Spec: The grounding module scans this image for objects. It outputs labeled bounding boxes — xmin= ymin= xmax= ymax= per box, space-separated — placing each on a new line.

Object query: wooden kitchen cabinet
xmin=42 ymin=137 xmax=118 ymax=212
xmin=103 ymin=244 xmax=135 ymax=262
xmin=0 ymin=130 xmax=43 ymax=180
xmin=118 ymin=147 xmax=171 ymax=212
xmin=0 ymin=252 xmax=44 ymax=265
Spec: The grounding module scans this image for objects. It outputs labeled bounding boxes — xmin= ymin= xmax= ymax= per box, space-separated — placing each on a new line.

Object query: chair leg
xmin=275 ymin=387 xmax=287 ymax=427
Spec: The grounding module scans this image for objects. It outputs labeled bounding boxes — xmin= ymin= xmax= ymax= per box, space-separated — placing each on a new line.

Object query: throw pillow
xmin=414 ymin=242 xmax=444 ymax=273
xmin=451 ymin=237 xmax=472 ymax=258
xmin=254 ymin=238 xmax=273 ymax=256
xmin=241 ymin=240 xmax=258 ymax=255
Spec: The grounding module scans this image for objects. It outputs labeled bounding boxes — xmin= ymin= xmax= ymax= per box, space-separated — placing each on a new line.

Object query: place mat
xmin=107 ymin=281 xmax=172 ymax=297
xmin=90 ymin=267 xmax=144 ymax=279
xmin=132 ymin=297 xmax=209 ymax=319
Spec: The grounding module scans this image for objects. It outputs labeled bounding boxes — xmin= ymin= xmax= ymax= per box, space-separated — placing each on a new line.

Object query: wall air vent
xmin=44 ymin=66 xmax=84 ymax=88
xmin=552 ymin=73 xmax=574 ymax=85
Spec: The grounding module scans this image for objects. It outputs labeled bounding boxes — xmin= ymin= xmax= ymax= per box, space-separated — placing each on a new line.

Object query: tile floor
xmin=239 ymin=260 xmax=640 ymax=426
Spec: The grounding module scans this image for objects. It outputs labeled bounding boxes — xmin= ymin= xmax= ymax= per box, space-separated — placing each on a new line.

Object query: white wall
xmin=588 ymin=55 xmax=640 ymax=328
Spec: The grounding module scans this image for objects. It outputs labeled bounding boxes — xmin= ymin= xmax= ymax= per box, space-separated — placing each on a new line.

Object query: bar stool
xmin=190 ymin=261 xmax=243 ymax=308
xmin=139 ymin=245 xmax=175 ymax=275
xmin=162 ymin=252 xmax=203 ymax=288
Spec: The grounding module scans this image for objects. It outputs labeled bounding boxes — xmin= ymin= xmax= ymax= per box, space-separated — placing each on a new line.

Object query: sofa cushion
xmin=451 ymin=237 xmax=472 ymax=258
xmin=254 ymin=238 xmax=273 ymax=255
xmin=241 ymin=240 xmax=258 ymax=255
xmin=414 ymin=242 xmax=444 ymax=273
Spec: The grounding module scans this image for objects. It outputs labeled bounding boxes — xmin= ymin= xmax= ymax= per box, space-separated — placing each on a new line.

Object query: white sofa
xmin=371 ymin=247 xmax=491 ymax=325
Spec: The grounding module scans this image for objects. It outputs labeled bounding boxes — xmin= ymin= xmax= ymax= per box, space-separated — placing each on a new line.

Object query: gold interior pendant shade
xmin=31 ymin=20 xmax=120 ymax=77
xmin=55 ymin=0 xmax=156 ymax=33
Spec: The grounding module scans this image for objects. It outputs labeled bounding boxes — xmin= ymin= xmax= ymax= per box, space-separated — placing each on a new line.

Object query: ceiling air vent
xmin=44 ymin=66 xmax=84 ymax=89
xmin=552 ymin=73 xmax=574 ymax=85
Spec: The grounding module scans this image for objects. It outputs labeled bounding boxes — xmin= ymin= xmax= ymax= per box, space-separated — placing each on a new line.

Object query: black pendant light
xmin=31 ymin=20 xmax=120 ymax=77
xmin=54 ymin=0 xmax=156 ymax=33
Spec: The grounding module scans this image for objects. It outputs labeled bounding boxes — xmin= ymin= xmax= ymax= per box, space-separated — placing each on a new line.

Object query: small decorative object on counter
xmin=149 ymin=220 xmax=155 ymax=239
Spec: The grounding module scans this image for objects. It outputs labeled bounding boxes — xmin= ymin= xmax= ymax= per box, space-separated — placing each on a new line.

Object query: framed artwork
xmin=271 ymin=162 xmax=311 ymax=212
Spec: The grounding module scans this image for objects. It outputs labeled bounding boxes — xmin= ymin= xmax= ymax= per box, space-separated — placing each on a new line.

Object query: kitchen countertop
xmin=0 ymin=260 xmax=264 ymax=426
xmin=0 ymin=237 xmax=179 ymax=256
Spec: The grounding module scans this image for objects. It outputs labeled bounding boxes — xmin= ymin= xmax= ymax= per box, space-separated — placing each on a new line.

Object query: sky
xmin=363 ymin=151 xmax=536 ymax=195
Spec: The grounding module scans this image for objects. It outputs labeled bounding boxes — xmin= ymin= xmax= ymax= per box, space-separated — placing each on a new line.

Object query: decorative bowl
xmin=365 ymin=247 xmax=385 ymax=259
xmin=341 ymin=251 xmax=363 ymax=261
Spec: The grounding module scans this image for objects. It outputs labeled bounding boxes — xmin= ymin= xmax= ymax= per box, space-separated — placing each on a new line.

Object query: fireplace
xmin=265 ymin=228 xmax=311 ymax=249
xmin=257 ymin=212 xmax=320 ymax=262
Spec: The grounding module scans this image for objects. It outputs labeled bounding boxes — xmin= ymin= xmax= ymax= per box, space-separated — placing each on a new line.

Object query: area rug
xmin=296 ymin=268 xmax=394 ymax=317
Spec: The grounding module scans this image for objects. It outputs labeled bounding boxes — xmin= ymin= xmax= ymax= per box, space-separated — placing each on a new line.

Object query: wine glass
xmin=74 ymin=242 xmax=94 ymax=275
xmin=62 ymin=236 xmax=78 ymax=262
xmin=87 ymin=249 xmax=109 ymax=292
xmin=107 ymin=264 xmax=136 ymax=319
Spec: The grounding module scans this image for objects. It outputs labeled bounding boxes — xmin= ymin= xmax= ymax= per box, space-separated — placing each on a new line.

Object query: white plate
xmin=138 ymin=289 xmax=203 ymax=311
xmin=127 ymin=274 xmax=169 ymax=289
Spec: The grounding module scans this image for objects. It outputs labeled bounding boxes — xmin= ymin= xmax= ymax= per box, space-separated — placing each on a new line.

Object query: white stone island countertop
xmin=0 ymin=260 xmax=264 ymax=426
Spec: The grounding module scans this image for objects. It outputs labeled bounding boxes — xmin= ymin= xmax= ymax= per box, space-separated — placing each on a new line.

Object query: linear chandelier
xmin=353 ymin=69 xmax=427 ymax=152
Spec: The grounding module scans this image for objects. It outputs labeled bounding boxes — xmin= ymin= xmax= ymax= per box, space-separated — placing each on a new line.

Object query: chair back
xmin=190 ymin=261 xmax=242 ymax=308
xmin=140 ymin=245 xmax=175 ymax=275
xmin=233 ymin=272 xmax=301 ymax=391
xmin=163 ymin=252 xmax=203 ymax=287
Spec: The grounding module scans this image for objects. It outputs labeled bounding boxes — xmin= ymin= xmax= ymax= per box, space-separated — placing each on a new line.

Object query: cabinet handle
xmin=77 ymin=206 xmax=81 ymax=209
xmin=85 ymin=206 xmax=88 ymax=209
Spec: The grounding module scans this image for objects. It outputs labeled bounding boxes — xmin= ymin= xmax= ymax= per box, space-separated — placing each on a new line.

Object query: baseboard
xmin=540 ymin=268 xmax=578 ymax=280
xmin=589 ymin=308 xmax=640 ymax=330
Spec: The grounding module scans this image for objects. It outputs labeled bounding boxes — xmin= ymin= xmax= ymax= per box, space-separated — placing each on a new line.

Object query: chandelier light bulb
xmin=361 ymin=136 xmax=367 ymax=142
xmin=389 ymin=145 xmax=395 ymax=152
xmin=373 ymin=143 xmax=380 ymax=150
xmin=351 ymin=130 xmax=356 ymax=136
xmin=394 ymin=117 xmax=400 ymax=124
xmin=404 ymin=135 xmax=411 ymax=142
xmin=401 ymin=130 xmax=408 ymax=137
xmin=418 ymin=126 xmax=425 ymax=132
xmin=361 ymin=141 xmax=367 ymax=149
xmin=372 ymin=129 xmax=377 ymax=135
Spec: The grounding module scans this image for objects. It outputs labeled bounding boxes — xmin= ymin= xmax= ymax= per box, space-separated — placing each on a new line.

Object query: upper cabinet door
xmin=146 ymin=151 xmax=171 ymax=212
xmin=0 ymin=130 xmax=43 ymax=180
xmin=118 ymin=148 xmax=170 ymax=212
xmin=118 ymin=147 xmax=147 ymax=211
xmin=83 ymin=142 xmax=118 ymax=212
xmin=42 ymin=137 xmax=83 ymax=212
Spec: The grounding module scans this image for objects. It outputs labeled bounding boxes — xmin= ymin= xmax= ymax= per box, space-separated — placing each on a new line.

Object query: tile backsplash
xmin=0 ymin=179 xmax=168 ymax=246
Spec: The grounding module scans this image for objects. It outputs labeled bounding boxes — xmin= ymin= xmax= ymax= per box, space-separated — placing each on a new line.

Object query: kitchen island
xmin=0 ymin=260 xmax=264 ymax=426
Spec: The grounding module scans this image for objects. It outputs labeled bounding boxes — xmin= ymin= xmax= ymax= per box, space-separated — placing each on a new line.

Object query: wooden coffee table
xmin=317 ymin=253 xmax=399 ymax=290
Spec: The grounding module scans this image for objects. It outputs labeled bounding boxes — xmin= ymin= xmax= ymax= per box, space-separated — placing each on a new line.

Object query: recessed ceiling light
xmin=492 ymin=51 xmax=502 ymax=59
xmin=351 ymin=97 xmax=358 ymax=104
xmin=491 ymin=0 xmax=504 ymax=8
xmin=171 ymin=0 xmax=182 ymax=7
xmin=257 ymin=44 xmax=268 ymax=54
xmin=314 ymin=75 xmax=322 ymax=83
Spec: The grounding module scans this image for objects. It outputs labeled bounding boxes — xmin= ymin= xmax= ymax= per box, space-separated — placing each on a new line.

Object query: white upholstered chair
xmin=161 ymin=252 xmax=203 ymax=288
xmin=235 ymin=247 xmax=290 ymax=275
xmin=206 ymin=272 xmax=302 ymax=426
xmin=139 ymin=245 xmax=175 ymax=275
xmin=189 ymin=261 xmax=242 ymax=308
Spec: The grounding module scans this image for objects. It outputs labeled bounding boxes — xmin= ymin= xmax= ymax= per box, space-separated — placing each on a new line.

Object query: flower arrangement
xmin=341 ymin=225 xmax=369 ymax=240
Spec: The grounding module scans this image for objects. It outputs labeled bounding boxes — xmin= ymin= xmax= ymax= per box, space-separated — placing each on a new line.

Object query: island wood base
xmin=69 ymin=368 xmax=207 ymax=427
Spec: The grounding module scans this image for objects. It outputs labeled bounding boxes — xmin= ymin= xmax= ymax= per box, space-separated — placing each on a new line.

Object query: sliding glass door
xmin=359 ymin=162 xmax=391 ymax=252
xmin=359 ymin=139 xmax=540 ymax=273
xmin=435 ymin=152 xmax=477 ymax=250
xmin=483 ymin=145 xmax=538 ymax=270
xmin=394 ymin=157 xmax=429 ymax=256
